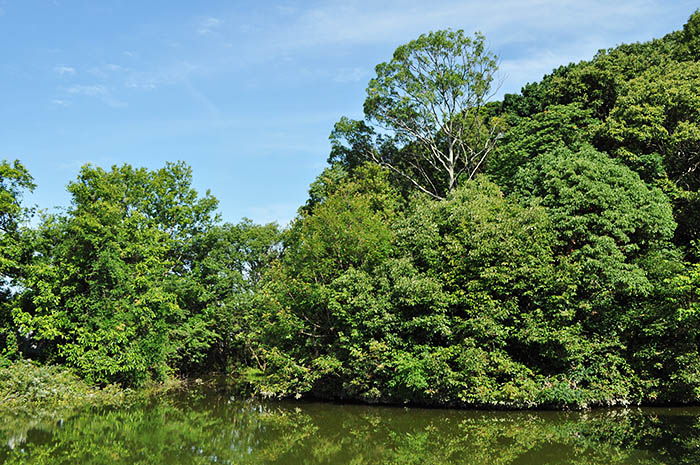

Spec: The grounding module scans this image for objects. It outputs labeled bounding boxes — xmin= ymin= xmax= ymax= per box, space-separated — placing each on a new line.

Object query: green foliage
xmin=488 ymin=104 xmax=596 ymax=186
xmin=398 ymin=178 xmax=601 ymax=407
xmin=603 ymin=61 xmax=700 ymax=189
xmin=0 ymin=159 xmax=35 ymax=237
xmin=286 ymin=163 xmax=401 ymax=282
xmin=508 ymin=146 xmax=692 ymax=403
xmin=11 ymin=162 xmax=219 ymax=385
xmin=511 ymin=146 xmax=675 ymax=316
xmin=675 ymin=9 xmax=700 ymax=61
xmin=501 ymin=81 xmax=549 ymax=118
xmin=243 ymin=164 xmax=402 ymax=398
xmin=596 ymin=56 xmax=700 ymax=248
xmin=328 ymin=118 xmax=376 ymax=172
xmin=0 ymin=360 xmax=126 ymax=426
xmin=642 ymin=257 xmax=700 ymax=402
xmin=512 ymin=146 xmax=674 ymax=253
xmin=178 ymin=219 xmax=281 ymax=372
xmin=496 ymin=9 xmax=700 ymax=254
xmin=520 ymin=33 xmax=677 ymax=122
xmin=0 ymin=159 xmax=35 ymax=361
xmin=333 ymin=29 xmax=502 ymax=199
xmin=248 ymin=172 xmax=664 ymax=407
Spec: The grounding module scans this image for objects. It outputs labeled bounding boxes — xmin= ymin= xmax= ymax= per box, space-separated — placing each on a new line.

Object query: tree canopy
xmin=331 ymin=30 xmax=501 ymax=200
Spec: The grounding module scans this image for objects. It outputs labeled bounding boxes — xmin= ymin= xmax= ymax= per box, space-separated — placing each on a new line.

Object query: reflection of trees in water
xmin=2 ymin=391 xmax=700 ymax=464
xmin=576 ymin=410 xmax=700 ymax=465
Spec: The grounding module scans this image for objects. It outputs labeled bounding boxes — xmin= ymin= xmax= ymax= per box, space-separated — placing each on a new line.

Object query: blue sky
xmin=2 ymin=0 xmax=697 ymax=226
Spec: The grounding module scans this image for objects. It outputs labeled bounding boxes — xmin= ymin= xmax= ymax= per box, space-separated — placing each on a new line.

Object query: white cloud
xmin=88 ymin=63 xmax=127 ymax=78
xmin=51 ymin=99 xmax=69 ymax=106
xmin=104 ymin=63 xmax=125 ymax=72
xmin=65 ymin=84 xmax=126 ymax=107
xmin=197 ymin=17 xmax=222 ymax=36
xmin=243 ymin=0 xmax=679 ymax=66
xmin=125 ymin=61 xmax=199 ymax=90
xmin=54 ymin=65 xmax=75 ymax=75
xmin=67 ymin=84 xmax=106 ymax=97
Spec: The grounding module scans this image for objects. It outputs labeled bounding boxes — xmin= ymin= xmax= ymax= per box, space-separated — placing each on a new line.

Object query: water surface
xmin=2 ymin=388 xmax=700 ymax=464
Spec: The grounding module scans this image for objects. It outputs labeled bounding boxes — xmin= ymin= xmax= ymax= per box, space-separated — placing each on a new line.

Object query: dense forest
xmin=2 ymin=12 xmax=700 ymax=409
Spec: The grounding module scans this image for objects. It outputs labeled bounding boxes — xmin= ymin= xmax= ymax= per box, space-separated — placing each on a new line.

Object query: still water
xmin=2 ymin=388 xmax=700 ymax=464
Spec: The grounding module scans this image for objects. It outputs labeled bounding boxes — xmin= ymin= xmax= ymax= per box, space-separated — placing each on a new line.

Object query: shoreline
xmin=4 ymin=361 xmax=700 ymax=419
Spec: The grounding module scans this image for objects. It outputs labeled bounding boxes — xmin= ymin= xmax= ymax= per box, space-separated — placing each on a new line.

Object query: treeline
xmin=1 ymin=12 xmax=700 ymax=408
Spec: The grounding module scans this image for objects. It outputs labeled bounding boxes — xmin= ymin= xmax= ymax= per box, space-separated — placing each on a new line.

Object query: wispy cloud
xmin=88 ymin=63 xmax=127 ymax=78
xmin=51 ymin=98 xmax=69 ymax=106
xmin=67 ymin=84 xmax=107 ymax=97
xmin=125 ymin=61 xmax=199 ymax=90
xmin=104 ymin=64 xmax=125 ymax=72
xmin=197 ymin=17 xmax=222 ymax=36
xmin=217 ymin=0 xmax=677 ymax=97
xmin=54 ymin=65 xmax=75 ymax=75
xmin=244 ymin=0 xmax=672 ymax=65
xmin=65 ymin=84 xmax=126 ymax=107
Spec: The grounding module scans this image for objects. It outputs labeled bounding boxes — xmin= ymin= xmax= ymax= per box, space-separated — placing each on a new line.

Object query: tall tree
xmin=0 ymin=159 xmax=35 ymax=360
xmin=331 ymin=30 xmax=501 ymax=199
xmin=0 ymin=160 xmax=35 ymax=236
xmin=12 ymin=162 xmax=219 ymax=385
xmin=0 ymin=160 xmax=35 ymax=275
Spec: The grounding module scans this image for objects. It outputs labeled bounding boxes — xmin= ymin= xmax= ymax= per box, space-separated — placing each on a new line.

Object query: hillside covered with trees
xmin=2 ymin=11 xmax=700 ymax=409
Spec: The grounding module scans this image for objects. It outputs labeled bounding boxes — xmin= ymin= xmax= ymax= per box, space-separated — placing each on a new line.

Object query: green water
xmin=2 ymin=388 xmax=700 ymax=464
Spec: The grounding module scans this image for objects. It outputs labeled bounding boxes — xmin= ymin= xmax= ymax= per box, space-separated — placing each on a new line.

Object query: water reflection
xmin=2 ymin=389 xmax=700 ymax=464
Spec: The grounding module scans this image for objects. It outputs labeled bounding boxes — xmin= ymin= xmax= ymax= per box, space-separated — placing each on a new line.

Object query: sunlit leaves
xmin=11 ymin=162 xmax=219 ymax=385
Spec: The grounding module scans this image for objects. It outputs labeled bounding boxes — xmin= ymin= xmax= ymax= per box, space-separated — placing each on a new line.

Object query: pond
xmin=2 ymin=387 xmax=700 ymax=464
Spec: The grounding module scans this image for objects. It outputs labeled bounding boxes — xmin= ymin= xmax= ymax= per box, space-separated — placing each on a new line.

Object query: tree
xmin=0 ymin=160 xmax=35 ymax=275
xmin=241 ymin=164 xmax=403 ymax=398
xmin=0 ymin=160 xmax=34 ymax=231
xmin=332 ymin=30 xmax=501 ymax=199
xmin=603 ymin=61 xmax=700 ymax=190
xmin=178 ymin=219 xmax=282 ymax=372
xmin=12 ymin=162 xmax=219 ymax=385
xmin=0 ymin=160 xmax=35 ymax=360
xmin=487 ymin=103 xmax=596 ymax=187
xmin=675 ymin=9 xmax=700 ymax=61
xmin=511 ymin=146 xmax=676 ymax=333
